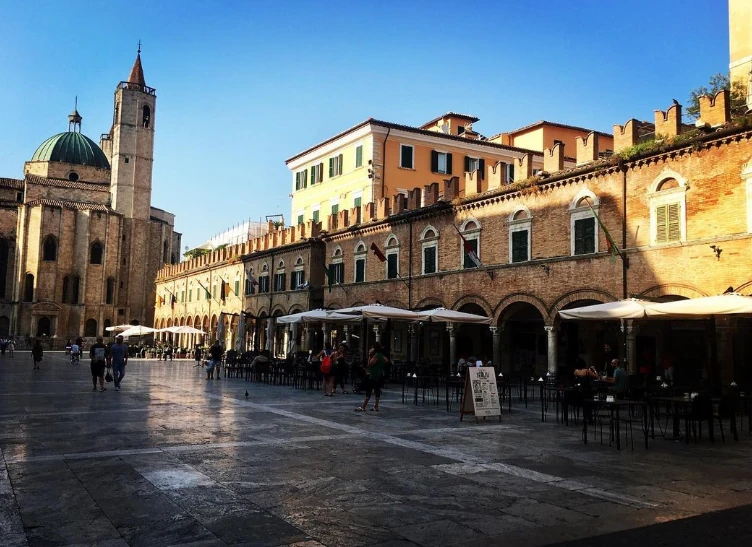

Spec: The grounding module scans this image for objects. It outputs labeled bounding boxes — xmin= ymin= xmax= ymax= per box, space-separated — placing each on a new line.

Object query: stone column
xmin=625 ymin=320 xmax=637 ymax=374
xmin=372 ymin=324 xmax=382 ymax=346
xmin=303 ymin=326 xmax=310 ymax=352
xmin=544 ymin=325 xmax=557 ymax=375
xmin=266 ymin=318 xmax=274 ymax=353
xmin=409 ymin=324 xmax=419 ymax=364
xmin=490 ymin=326 xmax=501 ymax=372
xmin=290 ymin=323 xmax=298 ymax=355
xmin=322 ymin=323 xmax=329 ymax=349
xmin=343 ymin=325 xmax=351 ymax=347
xmin=447 ymin=324 xmax=457 ymax=370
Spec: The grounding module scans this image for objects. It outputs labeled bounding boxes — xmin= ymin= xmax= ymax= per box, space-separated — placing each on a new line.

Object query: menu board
xmin=460 ymin=367 xmax=502 ymax=422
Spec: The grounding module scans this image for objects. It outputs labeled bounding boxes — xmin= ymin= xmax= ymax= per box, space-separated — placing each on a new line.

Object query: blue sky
xmin=0 ymin=0 xmax=729 ymax=252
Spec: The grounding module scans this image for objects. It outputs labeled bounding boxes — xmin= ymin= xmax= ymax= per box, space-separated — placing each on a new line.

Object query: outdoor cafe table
xmin=649 ymin=396 xmax=727 ymax=444
xmin=541 ymin=385 xmax=576 ymax=424
xmin=581 ymin=398 xmax=648 ymax=450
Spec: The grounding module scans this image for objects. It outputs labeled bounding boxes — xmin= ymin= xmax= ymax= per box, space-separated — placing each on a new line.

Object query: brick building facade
xmin=156 ymin=91 xmax=752 ymax=386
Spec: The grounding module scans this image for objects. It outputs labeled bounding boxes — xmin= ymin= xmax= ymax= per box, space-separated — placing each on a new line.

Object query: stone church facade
xmin=0 ymin=52 xmax=180 ymax=345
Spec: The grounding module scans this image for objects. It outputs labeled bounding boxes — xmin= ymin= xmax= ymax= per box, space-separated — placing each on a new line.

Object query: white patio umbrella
xmin=105 ymin=324 xmax=132 ymax=332
xmin=333 ymin=304 xmax=423 ymax=321
xmin=648 ymin=293 xmax=752 ymax=317
xmin=277 ymin=309 xmax=363 ymax=324
xmin=119 ymin=325 xmax=157 ymax=337
xmin=558 ymin=299 xmax=666 ymax=320
xmin=163 ymin=325 xmax=206 ymax=335
xmin=234 ymin=313 xmax=246 ymax=352
xmin=418 ymin=307 xmax=492 ymax=325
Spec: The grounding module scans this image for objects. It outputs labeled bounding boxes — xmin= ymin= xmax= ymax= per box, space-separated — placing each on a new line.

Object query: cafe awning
xmin=558 ymin=299 xmax=665 ymax=320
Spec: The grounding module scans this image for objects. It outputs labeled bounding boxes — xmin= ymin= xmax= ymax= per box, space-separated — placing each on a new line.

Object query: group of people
xmin=87 ymin=336 xmax=129 ymax=392
xmin=316 ymin=341 xmax=387 ymax=412
xmin=0 ymin=338 xmax=16 ymax=357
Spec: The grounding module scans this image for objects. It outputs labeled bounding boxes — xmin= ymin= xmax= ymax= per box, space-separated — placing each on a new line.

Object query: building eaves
xmin=286 ymin=118 xmax=545 ymax=164
xmin=24 ymin=173 xmax=110 ymax=192
xmin=507 ymin=120 xmax=612 ymax=139
xmin=26 ymin=198 xmax=117 ymax=213
xmin=419 ymin=112 xmax=480 ymax=129
xmin=0 ymin=177 xmax=24 ymax=190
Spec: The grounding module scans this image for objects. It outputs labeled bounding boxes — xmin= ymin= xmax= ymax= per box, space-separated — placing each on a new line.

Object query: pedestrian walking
xmin=89 ymin=336 xmax=109 ymax=392
xmin=208 ymin=340 xmax=222 ymax=379
xmin=111 ymin=335 xmax=128 ymax=391
xmin=31 ymin=339 xmax=43 ymax=370
xmin=355 ymin=342 xmax=387 ymax=412
xmin=8 ymin=339 xmax=14 ymax=358
xmin=332 ymin=343 xmax=348 ymax=394
xmin=317 ymin=343 xmax=334 ymax=396
xmin=193 ymin=344 xmax=203 ymax=367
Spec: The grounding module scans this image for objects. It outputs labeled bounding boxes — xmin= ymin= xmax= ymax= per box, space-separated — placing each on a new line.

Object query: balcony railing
xmin=117 ymin=81 xmax=156 ymax=96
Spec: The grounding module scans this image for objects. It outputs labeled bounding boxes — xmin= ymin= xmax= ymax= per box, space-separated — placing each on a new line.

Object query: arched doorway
xmin=84 ymin=319 xmax=97 ymax=337
xmin=36 ymin=317 xmax=51 ymax=337
xmin=499 ymin=302 xmax=545 ymax=376
xmin=456 ymin=303 xmax=491 ymax=368
xmin=557 ymin=298 xmax=607 ymax=374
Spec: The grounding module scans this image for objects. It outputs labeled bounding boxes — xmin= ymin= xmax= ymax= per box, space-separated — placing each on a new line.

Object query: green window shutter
xmin=446 ymin=153 xmax=452 ymax=174
xmin=479 ymin=159 xmax=485 ymax=180
xmin=329 ymin=158 xmax=334 ymax=178
xmin=512 ymin=230 xmax=528 ymax=262
xmin=401 ymin=145 xmax=412 ymax=168
xmin=655 ymin=205 xmax=667 ymax=244
xmin=430 ymin=150 xmax=438 ymax=172
xmin=464 ymin=156 xmax=470 ymax=172
xmin=295 ymin=172 xmax=300 ymax=190
xmin=338 ymin=154 xmax=343 ymax=175
xmin=355 ymin=259 xmax=365 ymax=283
xmin=574 ymin=218 xmax=595 ymax=254
xmin=354 ymin=197 xmax=361 ymax=208
xmin=423 ymin=246 xmax=436 ymax=274
xmin=356 ymin=145 xmax=363 ymax=167
xmin=331 ymin=204 xmax=338 ymax=215
xmin=667 ymin=203 xmax=680 ymax=242
xmin=297 ymin=214 xmax=304 ymax=226
xmin=312 ymin=210 xmax=319 ymax=223
xmin=234 ymin=280 xmax=239 ymax=295
xmin=319 ymin=162 xmax=324 ymax=181
xmin=310 ymin=166 xmax=315 ymax=185
xmin=387 ymin=254 xmax=398 ymax=279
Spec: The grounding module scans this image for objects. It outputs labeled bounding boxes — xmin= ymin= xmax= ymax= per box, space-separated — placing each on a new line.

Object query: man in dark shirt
xmin=111 ymin=335 xmax=128 ymax=391
xmin=208 ymin=340 xmax=223 ymax=379
xmin=89 ymin=336 xmax=110 ymax=392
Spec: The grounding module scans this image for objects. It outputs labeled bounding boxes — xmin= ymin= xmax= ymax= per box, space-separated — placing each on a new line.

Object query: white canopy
xmin=119 ymin=325 xmax=157 ymax=338
xmin=558 ymin=299 xmax=665 ymax=320
xmin=276 ymin=309 xmax=363 ymax=324
xmin=418 ymin=307 xmax=491 ymax=325
xmin=648 ymin=293 xmax=752 ymax=317
xmin=105 ymin=324 xmax=133 ymax=332
xmin=162 ymin=325 xmax=206 ymax=335
xmin=334 ymin=304 xmax=423 ymax=321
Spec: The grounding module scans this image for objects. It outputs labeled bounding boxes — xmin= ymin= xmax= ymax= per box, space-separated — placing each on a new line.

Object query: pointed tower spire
xmin=127 ymin=41 xmax=146 ymax=87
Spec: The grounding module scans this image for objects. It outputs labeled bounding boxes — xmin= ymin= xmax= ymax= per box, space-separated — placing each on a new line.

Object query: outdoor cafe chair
xmin=713 ymin=395 xmax=739 ymax=443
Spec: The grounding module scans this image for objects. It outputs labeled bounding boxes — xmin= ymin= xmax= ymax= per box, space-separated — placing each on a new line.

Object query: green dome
xmin=31 ymin=132 xmax=110 ymax=169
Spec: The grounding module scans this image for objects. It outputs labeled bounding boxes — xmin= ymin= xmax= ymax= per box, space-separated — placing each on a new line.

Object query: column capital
xmin=446 ymin=324 xmax=457 ymax=333
xmin=489 ymin=326 xmax=499 ymax=335
xmin=372 ymin=324 xmax=382 ymax=333
xmin=544 ymin=325 xmax=555 ymax=333
xmin=343 ymin=324 xmax=350 ymax=333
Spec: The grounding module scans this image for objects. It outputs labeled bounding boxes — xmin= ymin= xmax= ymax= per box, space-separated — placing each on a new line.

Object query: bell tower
xmin=110 ymin=45 xmax=156 ymax=220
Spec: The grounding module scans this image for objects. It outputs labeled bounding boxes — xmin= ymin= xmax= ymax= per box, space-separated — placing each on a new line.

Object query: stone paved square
xmin=2 ymin=353 xmax=752 ymax=546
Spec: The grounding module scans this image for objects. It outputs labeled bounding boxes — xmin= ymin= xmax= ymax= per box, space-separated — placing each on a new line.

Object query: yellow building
xmin=729 ymin=0 xmax=752 ymax=108
xmin=286 ymin=113 xmax=617 ymax=229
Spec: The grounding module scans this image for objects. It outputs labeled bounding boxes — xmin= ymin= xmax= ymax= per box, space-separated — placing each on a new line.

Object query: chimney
xmin=543 ymin=142 xmax=565 ymax=173
xmin=654 ymin=101 xmax=682 ymax=138
xmin=575 ymin=132 xmax=599 ymax=166
xmin=423 ymin=182 xmax=439 ymax=205
xmin=514 ymin=154 xmax=533 ymax=182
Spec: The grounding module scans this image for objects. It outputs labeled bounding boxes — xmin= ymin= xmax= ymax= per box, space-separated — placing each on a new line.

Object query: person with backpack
xmin=89 ymin=336 xmax=110 ymax=392
xmin=317 ymin=343 xmax=334 ymax=397
xmin=31 ymin=339 xmax=43 ymax=370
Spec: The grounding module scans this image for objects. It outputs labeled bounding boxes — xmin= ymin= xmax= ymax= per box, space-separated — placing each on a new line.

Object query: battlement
xmin=698 ymin=89 xmax=731 ymax=128
xmin=543 ymin=142 xmax=565 ymax=173
xmin=654 ymin=101 xmax=682 ymax=138
xmin=575 ymin=132 xmax=599 ymax=166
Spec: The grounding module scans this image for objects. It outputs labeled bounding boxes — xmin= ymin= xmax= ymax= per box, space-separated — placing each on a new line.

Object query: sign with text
xmin=460 ymin=367 xmax=502 ymax=422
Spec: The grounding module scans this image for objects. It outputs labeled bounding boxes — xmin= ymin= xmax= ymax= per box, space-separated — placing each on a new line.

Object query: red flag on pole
xmin=370 ymin=242 xmax=387 ymax=263
xmin=457 ymin=229 xmax=481 ymax=268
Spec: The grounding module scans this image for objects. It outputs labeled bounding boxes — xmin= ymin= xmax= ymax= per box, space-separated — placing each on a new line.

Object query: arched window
xmin=508 ymin=207 xmax=532 ymax=263
xmin=23 ymin=273 xmax=34 ymax=302
xmin=43 ymin=236 xmax=57 ymax=261
xmin=569 ymin=189 xmax=599 ymax=256
xmin=649 ymin=171 xmax=688 ymax=245
xmin=420 ymin=226 xmax=439 ymax=275
xmin=143 ymin=105 xmax=151 ymax=129
xmin=90 ymin=242 xmax=103 ymax=264
xmin=62 ymin=276 xmax=70 ymax=303
xmin=36 ymin=317 xmax=50 ymax=337
xmin=72 ymin=276 xmax=80 ymax=304
xmin=85 ymin=319 xmax=97 ymax=337
xmin=460 ymin=218 xmax=481 ymax=269
xmin=104 ymin=318 xmax=112 ymax=332
xmin=354 ymin=242 xmax=366 ymax=283
xmin=385 ymin=236 xmax=399 ymax=279
xmin=106 ymin=277 xmax=115 ymax=304
xmin=0 ymin=238 xmax=8 ymax=299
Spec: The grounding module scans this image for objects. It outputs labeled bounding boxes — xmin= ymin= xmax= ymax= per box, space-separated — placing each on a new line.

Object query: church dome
xmin=31 ymin=132 xmax=110 ymax=170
